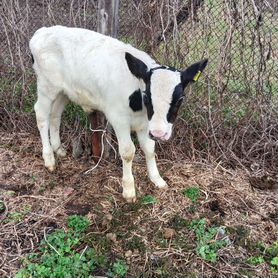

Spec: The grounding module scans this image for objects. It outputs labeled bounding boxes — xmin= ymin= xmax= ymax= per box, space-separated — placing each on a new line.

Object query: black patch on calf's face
xmin=129 ymin=89 xmax=143 ymax=112
xmin=143 ymin=92 xmax=154 ymax=120
xmin=143 ymin=82 xmax=154 ymax=120
xmin=167 ymin=83 xmax=184 ymax=123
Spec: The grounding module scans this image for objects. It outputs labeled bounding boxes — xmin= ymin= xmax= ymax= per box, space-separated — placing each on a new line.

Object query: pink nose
xmin=150 ymin=130 xmax=166 ymax=138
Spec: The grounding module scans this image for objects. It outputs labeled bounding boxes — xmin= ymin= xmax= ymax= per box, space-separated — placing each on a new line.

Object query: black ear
xmin=181 ymin=59 xmax=208 ymax=88
xmin=125 ymin=52 xmax=149 ymax=83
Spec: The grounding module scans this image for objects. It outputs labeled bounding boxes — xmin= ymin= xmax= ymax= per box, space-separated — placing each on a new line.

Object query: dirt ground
xmin=0 ymin=132 xmax=277 ymax=278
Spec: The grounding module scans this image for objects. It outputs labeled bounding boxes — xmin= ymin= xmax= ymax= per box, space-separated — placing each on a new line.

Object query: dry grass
xmin=0 ymin=132 xmax=277 ymax=278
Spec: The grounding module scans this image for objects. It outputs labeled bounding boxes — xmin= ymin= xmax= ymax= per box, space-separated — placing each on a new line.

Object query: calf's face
xmin=126 ymin=52 xmax=208 ymax=140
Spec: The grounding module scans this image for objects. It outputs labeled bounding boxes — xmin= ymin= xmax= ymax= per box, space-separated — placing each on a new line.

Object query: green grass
xmin=63 ymin=102 xmax=89 ymax=128
xmin=270 ymin=257 xmax=278 ymax=273
xmin=16 ymin=215 xmax=130 ymax=278
xmin=4 ymin=205 xmax=32 ymax=224
xmin=182 ymin=187 xmax=201 ymax=203
xmin=15 ymin=215 xmax=94 ymax=278
xmin=5 ymin=212 xmax=24 ymax=223
xmin=246 ymin=241 xmax=278 ymax=273
xmin=0 ymin=201 xmax=5 ymax=213
xmin=0 ymin=77 xmax=89 ymax=128
xmin=108 ymin=260 xmax=129 ymax=278
xmin=140 ymin=195 xmax=157 ymax=205
xmin=190 ymin=218 xmax=228 ymax=263
xmin=246 ymin=256 xmax=265 ymax=265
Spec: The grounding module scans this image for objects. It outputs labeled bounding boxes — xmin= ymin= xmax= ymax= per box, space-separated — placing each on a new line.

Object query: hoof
xmin=56 ymin=146 xmax=67 ymax=157
xmin=46 ymin=165 xmax=55 ymax=172
xmin=151 ymin=176 xmax=168 ymax=189
xmin=43 ymin=152 xmax=55 ymax=172
xmin=122 ymin=178 xmax=136 ymax=203
xmin=122 ymin=187 xmax=136 ymax=203
xmin=125 ymin=196 xmax=137 ymax=203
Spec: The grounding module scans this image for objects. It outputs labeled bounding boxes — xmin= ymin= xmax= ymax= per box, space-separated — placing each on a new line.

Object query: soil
xmin=0 ymin=132 xmax=277 ymax=278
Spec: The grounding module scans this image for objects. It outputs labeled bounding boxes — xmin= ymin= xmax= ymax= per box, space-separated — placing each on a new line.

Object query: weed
xmin=246 ymin=256 xmax=265 ymax=265
xmin=15 ymin=215 xmax=95 ymax=278
xmin=23 ymin=82 xmax=36 ymax=113
xmin=5 ymin=212 xmax=24 ymax=223
xmin=246 ymin=241 xmax=278 ymax=273
xmin=190 ymin=218 xmax=227 ymax=263
xmin=4 ymin=190 xmax=15 ymax=197
xmin=265 ymin=241 xmax=278 ymax=259
xmin=4 ymin=203 xmax=31 ymax=223
xmin=67 ymin=214 xmax=90 ymax=234
xmin=182 ymin=187 xmax=200 ymax=203
xmin=30 ymin=174 xmax=36 ymax=183
xmin=270 ymin=257 xmax=278 ymax=273
xmin=63 ymin=102 xmax=88 ymax=128
xmin=16 ymin=214 xmax=130 ymax=278
xmin=140 ymin=195 xmax=157 ymax=205
xmin=109 ymin=260 xmax=128 ymax=278
xmin=0 ymin=201 xmax=5 ymax=213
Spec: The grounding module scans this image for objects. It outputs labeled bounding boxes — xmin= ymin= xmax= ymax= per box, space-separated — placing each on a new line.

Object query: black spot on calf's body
xmin=129 ymin=89 xmax=143 ymax=112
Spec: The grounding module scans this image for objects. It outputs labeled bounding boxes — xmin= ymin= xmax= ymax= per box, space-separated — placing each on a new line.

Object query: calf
xmin=29 ymin=26 xmax=208 ymax=202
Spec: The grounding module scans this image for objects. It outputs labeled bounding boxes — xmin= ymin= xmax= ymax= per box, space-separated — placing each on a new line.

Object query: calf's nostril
xmin=150 ymin=130 xmax=166 ymax=138
xmin=149 ymin=132 xmax=154 ymax=139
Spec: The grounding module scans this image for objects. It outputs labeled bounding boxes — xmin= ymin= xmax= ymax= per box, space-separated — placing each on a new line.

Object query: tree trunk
xmin=89 ymin=0 xmax=119 ymax=163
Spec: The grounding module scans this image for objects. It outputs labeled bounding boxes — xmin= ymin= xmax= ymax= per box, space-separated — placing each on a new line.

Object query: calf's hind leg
xmin=34 ymin=92 xmax=55 ymax=171
xmin=49 ymin=93 xmax=69 ymax=157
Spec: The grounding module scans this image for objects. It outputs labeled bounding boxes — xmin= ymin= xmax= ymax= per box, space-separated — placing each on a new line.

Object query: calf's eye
xmin=167 ymin=96 xmax=184 ymax=123
xmin=177 ymin=96 xmax=184 ymax=105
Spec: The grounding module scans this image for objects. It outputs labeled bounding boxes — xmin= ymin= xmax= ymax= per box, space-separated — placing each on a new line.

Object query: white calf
xmin=30 ymin=26 xmax=207 ymax=202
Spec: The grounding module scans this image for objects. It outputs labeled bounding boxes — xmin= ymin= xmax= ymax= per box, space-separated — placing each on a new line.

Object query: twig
xmin=17 ymin=195 xmax=56 ymax=201
xmin=79 ymin=245 xmax=88 ymax=259
xmin=85 ymin=123 xmax=117 ymax=174
xmin=43 ymin=228 xmax=61 ymax=257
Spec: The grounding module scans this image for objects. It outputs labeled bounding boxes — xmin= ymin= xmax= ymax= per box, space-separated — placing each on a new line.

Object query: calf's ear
xmin=125 ymin=52 xmax=149 ymax=83
xmin=181 ymin=59 xmax=208 ymax=88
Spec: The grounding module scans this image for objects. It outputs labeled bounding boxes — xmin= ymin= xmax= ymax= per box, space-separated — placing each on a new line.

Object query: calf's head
xmin=126 ymin=52 xmax=208 ymax=140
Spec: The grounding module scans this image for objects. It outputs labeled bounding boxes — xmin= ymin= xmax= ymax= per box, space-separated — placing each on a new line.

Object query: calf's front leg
xmin=136 ymin=128 xmax=167 ymax=188
xmin=113 ymin=126 xmax=136 ymax=202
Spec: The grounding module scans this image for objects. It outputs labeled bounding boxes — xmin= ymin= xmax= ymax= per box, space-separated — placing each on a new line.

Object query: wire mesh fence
xmin=0 ymin=0 xmax=277 ymax=173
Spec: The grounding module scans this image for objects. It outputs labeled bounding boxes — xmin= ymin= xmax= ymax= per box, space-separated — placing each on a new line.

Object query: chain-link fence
xmin=0 ymin=0 xmax=97 ymax=75
xmin=1 ymin=0 xmax=277 ymax=173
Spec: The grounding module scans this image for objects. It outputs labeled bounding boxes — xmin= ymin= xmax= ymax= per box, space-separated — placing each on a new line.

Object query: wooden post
xmin=89 ymin=0 xmax=119 ymax=162
xmin=97 ymin=0 xmax=119 ymax=37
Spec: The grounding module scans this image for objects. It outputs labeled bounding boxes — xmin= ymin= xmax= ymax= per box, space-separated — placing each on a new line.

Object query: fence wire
xmin=0 ymin=0 xmax=277 ymax=173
